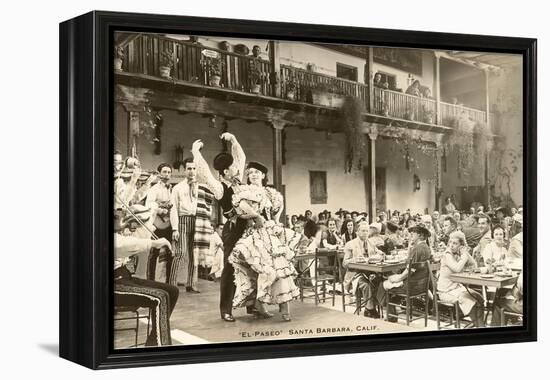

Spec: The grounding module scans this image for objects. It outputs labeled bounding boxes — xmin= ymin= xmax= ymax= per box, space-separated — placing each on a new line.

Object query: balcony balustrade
xmin=119 ymin=34 xmax=489 ymax=131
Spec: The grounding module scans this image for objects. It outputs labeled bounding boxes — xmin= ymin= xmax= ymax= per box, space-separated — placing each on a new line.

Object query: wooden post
xmin=484 ymin=69 xmax=491 ymax=207
xmin=434 ymin=52 xmax=442 ymax=125
xmin=268 ymin=41 xmax=281 ymax=98
xmin=367 ymin=126 xmax=378 ymax=223
xmin=435 ymin=136 xmax=444 ymax=211
xmin=122 ymin=104 xmax=141 ymax=157
xmin=271 ymin=120 xmax=285 ymax=192
xmin=367 ymin=47 xmax=374 ymax=113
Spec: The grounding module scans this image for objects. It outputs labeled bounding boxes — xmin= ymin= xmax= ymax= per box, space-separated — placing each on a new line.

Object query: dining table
xmin=449 ymin=271 xmax=519 ymax=288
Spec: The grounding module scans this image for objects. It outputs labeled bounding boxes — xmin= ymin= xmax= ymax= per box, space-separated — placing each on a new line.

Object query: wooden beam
xmin=116 ymin=82 xmax=342 ymax=131
xmin=116 ymin=72 xmax=456 ymax=137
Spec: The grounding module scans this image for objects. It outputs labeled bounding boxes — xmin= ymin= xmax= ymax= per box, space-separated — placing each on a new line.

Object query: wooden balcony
xmin=118 ymin=34 xmax=490 ymax=133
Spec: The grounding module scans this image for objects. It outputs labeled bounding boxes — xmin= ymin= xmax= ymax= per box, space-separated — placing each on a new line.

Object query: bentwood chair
xmin=429 ymin=269 xmax=471 ymax=329
xmin=298 ymin=249 xmax=338 ymax=306
xmin=499 ymin=308 xmax=523 ymax=326
xmin=114 ymin=306 xmax=152 ymax=347
xmin=385 ymin=260 xmax=430 ymax=326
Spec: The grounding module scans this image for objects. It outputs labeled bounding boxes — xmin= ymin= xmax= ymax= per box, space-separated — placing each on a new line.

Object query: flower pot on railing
xmin=251 ymin=83 xmax=261 ymax=94
xmin=114 ymin=58 xmax=123 ymax=71
xmin=310 ymin=89 xmax=330 ymax=106
xmin=159 ymin=66 xmax=172 ymax=79
xmin=159 ymin=49 xmax=174 ymax=79
xmin=286 ymin=90 xmax=296 ymax=101
xmin=210 ymin=75 xmax=222 ymax=87
xmin=114 ymin=46 xmax=124 ymax=72
xmin=310 ymin=89 xmax=346 ymax=107
xmin=423 ymin=115 xmax=434 ymax=124
xmin=379 ymin=105 xmax=390 ymax=117
xmin=404 ymin=110 xmax=415 ymax=121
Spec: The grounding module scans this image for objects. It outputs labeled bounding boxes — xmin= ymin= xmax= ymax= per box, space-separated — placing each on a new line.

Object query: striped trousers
xmin=115 ymin=275 xmax=179 ymax=346
xmin=170 ymin=215 xmax=198 ymax=289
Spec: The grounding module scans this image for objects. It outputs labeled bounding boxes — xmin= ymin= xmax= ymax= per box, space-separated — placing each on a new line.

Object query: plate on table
xmin=368 ymin=258 xmax=382 ymax=264
xmin=480 ymin=274 xmax=495 ymax=279
xmin=384 ymin=259 xmax=399 ymax=264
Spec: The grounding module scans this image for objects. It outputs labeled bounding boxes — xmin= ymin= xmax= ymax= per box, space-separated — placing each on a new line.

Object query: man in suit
xmin=343 ymin=221 xmax=385 ymax=318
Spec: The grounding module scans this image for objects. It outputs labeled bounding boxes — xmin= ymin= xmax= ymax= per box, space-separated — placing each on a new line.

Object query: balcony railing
xmin=440 ymin=101 xmax=487 ymax=127
xmin=119 ymin=35 xmax=489 ymax=130
xmin=123 ymin=34 xmax=274 ymax=96
xmin=280 ymin=65 xmax=369 ymax=105
xmin=373 ymin=87 xmax=437 ymax=124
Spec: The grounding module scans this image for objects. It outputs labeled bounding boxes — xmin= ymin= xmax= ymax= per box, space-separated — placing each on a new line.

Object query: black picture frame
xmin=59 ymin=10 xmax=537 ymax=369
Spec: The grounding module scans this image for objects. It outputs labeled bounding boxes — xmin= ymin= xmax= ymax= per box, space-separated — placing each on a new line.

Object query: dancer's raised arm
xmin=221 ymin=132 xmax=246 ymax=183
xmin=191 ymin=139 xmax=224 ymax=200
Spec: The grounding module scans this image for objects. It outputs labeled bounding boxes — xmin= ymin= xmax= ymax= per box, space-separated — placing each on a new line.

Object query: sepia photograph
xmin=112 ymin=31 xmax=524 ymax=349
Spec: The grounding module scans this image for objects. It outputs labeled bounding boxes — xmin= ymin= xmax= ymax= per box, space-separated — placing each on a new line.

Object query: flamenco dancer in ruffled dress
xmin=229 ymin=161 xmax=302 ymax=322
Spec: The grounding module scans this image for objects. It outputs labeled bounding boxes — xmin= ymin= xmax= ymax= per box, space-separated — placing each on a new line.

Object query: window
xmin=375 ymin=71 xmax=398 ymax=90
xmin=336 ymin=63 xmax=358 ymax=82
xmin=309 ymin=171 xmax=327 ymax=204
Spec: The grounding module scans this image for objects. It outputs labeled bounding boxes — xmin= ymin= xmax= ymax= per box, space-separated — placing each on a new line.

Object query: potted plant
xmin=248 ymin=59 xmax=263 ymax=94
xmin=114 ymin=46 xmax=124 ymax=71
xmin=285 ymin=74 xmax=298 ymax=100
xmin=207 ymin=57 xmax=224 ymax=87
xmin=422 ymin=106 xmax=434 ymax=124
xmin=159 ymin=49 xmax=174 ymax=79
xmin=379 ymin=102 xmax=390 ymax=117
xmin=309 ymin=82 xmax=346 ymax=107
xmin=404 ymin=105 xmax=416 ymax=121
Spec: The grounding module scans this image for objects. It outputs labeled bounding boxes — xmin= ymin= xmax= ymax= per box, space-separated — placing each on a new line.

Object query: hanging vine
xmin=341 ymin=96 xmax=366 ymax=173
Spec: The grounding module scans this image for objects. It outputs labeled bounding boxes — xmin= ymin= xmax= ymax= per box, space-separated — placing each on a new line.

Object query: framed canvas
xmin=59 ymin=11 xmax=537 ymax=369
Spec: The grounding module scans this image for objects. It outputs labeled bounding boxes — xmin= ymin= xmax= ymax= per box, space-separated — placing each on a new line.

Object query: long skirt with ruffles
xmin=229 ymin=225 xmax=302 ymax=307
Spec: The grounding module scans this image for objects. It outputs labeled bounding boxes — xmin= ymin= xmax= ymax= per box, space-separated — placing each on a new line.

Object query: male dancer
xmin=169 ymin=158 xmax=214 ymax=292
xmin=191 ymin=133 xmax=257 ymax=322
xmin=146 ymin=163 xmax=173 ymax=282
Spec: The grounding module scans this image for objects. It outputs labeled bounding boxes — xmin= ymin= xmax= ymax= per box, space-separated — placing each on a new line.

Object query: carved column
xmin=367 ymin=126 xmax=378 ymax=223
xmin=271 ymin=120 xmax=285 ymax=192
